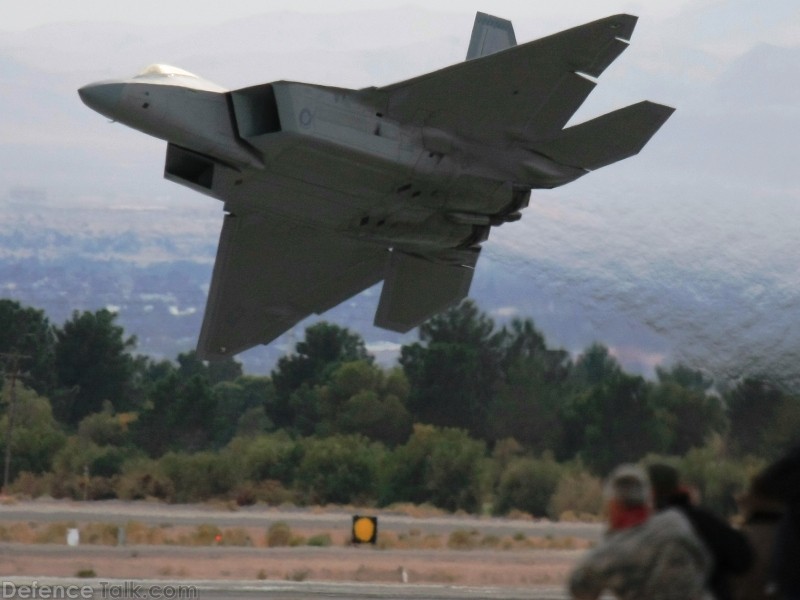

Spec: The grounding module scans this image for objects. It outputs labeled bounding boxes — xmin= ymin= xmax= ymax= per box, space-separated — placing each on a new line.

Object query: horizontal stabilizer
xmin=375 ymin=248 xmax=479 ymax=332
xmin=529 ymin=101 xmax=675 ymax=171
xmin=466 ymin=12 xmax=517 ymax=60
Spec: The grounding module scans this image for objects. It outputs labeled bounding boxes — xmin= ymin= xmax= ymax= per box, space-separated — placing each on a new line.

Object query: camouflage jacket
xmin=569 ymin=508 xmax=713 ymax=600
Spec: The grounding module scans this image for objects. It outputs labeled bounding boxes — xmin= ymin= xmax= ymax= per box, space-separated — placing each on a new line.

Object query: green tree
xmin=320 ymin=362 xmax=412 ymax=445
xmin=726 ymin=377 xmax=788 ymax=458
xmin=212 ymin=376 xmax=274 ymax=445
xmin=177 ymin=350 xmax=243 ymax=385
xmin=655 ymin=364 xmax=714 ymax=393
xmin=570 ymin=343 xmax=621 ymax=387
xmin=52 ymin=309 xmax=138 ymax=425
xmin=400 ymin=300 xmax=505 ymax=436
xmin=561 ymin=371 xmax=667 ymax=473
xmin=271 ymin=323 xmax=370 ymax=429
xmin=338 ymin=390 xmax=412 ymax=446
xmin=723 ymin=377 xmax=787 ymax=458
xmin=488 ymin=321 xmax=572 ymax=451
xmin=134 ymin=373 xmax=217 ymax=456
xmin=0 ymin=385 xmax=66 ymax=479
xmin=0 ymin=299 xmax=57 ymax=395
xmin=648 ymin=378 xmax=726 ymax=455
xmin=762 ymin=394 xmax=800 ymax=456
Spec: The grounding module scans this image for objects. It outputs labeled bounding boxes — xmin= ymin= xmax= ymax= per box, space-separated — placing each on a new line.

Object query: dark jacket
xmin=754 ymin=444 xmax=800 ymax=597
xmin=666 ymin=492 xmax=754 ymax=600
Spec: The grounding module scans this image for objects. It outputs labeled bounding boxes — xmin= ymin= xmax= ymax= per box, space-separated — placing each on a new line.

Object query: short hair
xmin=607 ymin=464 xmax=650 ymax=507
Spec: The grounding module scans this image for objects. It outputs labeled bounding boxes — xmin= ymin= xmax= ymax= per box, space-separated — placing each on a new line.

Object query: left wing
xmin=197 ymin=210 xmax=387 ymax=360
xmin=376 ymin=14 xmax=638 ymax=143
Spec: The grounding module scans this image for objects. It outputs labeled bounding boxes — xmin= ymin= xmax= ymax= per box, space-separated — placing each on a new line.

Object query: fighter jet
xmin=79 ymin=12 xmax=673 ymax=360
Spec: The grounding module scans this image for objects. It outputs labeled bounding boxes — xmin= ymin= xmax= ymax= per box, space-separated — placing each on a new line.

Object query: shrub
xmin=36 ymin=522 xmax=71 ymax=544
xmin=286 ymin=568 xmax=309 ymax=582
xmin=381 ymin=425 xmax=485 ymax=513
xmin=159 ymin=451 xmax=241 ymax=502
xmin=77 ymin=410 xmax=128 ymax=446
xmin=81 ymin=523 xmax=118 ymax=545
xmin=494 ymin=455 xmax=563 ymax=517
xmin=221 ymin=528 xmax=252 ymax=546
xmin=679 ymin=445 xmax=757 ymax=517
xmin=114 ymin=459 xmax=175 ymax=501
xmin=9 ymin=471 xmax=53 ymax=498
xmin=229 ymin=433 xmax=301 ymax=484
xmin=75 ymin=569 xmax=96 ymax=578
xmin=191 ymin=524 xmax=222 ymax=545
xmin=447 ymin=529 xmax=478 ymax=550
xmin=548 ymin=471 xmax=604 ymax=519
xmin=644 ymin=443 xmax=762 ymax=517
xmin=295 ymin=435 xmax=382 ymax=505
xmin=306 ymin=533 xmax=332 ymax=547
xmin=266 ymin=522 xmax=293 ymax=547
xmin=232 ymin=479 xmax=294 ymax=507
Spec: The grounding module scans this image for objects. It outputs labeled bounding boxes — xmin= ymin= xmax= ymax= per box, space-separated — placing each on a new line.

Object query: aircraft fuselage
xmin=79 ymin=70 xmax=576 ymax=253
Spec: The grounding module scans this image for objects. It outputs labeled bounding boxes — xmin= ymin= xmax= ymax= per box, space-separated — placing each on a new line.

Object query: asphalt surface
xmin=0 ymin=500 xmax=602 ymax=541
xmin=0 ymin=577 xmax=567 ymax=600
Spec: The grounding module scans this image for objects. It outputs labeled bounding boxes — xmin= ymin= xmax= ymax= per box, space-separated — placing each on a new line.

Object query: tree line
xmin=1 ymin=298 xmax=798 ymax=516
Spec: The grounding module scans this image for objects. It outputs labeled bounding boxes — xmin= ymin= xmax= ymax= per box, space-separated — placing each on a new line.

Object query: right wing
xmin=378 ymin=14 xmax=639 ymax=143
xmin=197 ymin=210 xmax=387 ymax=360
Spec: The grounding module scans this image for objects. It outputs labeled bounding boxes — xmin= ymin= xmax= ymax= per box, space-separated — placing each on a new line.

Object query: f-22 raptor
xmin=79 ymin=12 xmax=673 ymax=360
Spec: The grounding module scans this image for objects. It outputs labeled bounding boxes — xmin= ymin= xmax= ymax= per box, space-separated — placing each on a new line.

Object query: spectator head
xmin=648 ymin=463 xmax=680 ymax=510
xmin=606 ymin=464 xmax=651 ymax=530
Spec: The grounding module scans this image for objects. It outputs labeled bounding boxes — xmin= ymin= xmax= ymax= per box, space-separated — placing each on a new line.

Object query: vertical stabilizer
xmin=466 ymin=12 xmax=517 ymax=60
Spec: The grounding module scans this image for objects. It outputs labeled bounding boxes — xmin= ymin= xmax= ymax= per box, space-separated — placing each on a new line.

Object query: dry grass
xmin=0 ymin=519 xmax=591 ymax=553
xmin=380 ymin=502 xmax=447 ymax=518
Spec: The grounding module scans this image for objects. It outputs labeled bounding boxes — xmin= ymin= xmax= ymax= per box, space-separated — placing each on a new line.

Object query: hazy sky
xmin=6 ymin=0 xmax=704 ymax=31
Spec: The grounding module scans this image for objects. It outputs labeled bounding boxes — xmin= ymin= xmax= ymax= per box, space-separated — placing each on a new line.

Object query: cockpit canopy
xmin=135 ymin=64 xmax=199 ymax=79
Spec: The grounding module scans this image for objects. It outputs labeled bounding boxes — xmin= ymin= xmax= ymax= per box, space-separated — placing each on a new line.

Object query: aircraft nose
xmin=78 ymin=81 xmax=125 ymax=118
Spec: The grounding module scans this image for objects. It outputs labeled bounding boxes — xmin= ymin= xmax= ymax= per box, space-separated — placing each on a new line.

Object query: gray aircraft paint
xmin=79 ymin=13 xmax=673 ymax=360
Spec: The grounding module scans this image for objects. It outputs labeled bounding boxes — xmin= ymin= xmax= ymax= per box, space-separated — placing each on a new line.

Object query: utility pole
xmin=1 ymin=352 xmax=29 ymax=496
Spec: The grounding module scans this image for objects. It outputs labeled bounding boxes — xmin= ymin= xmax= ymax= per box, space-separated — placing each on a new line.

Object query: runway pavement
xmin=0 ymin=500 xmax=602 ymax=541
xmin=0 ymin=577 xmax=568 ymax=600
